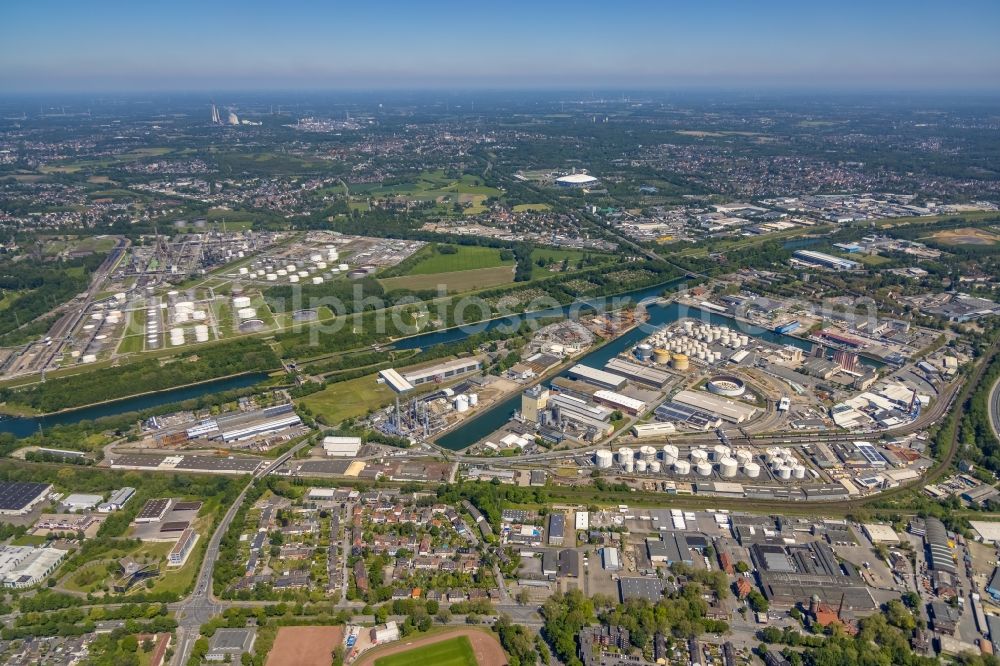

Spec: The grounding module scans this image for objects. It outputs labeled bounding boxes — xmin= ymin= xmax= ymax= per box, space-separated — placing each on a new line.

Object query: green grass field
xmin=380 ymin=265 xmax=514 ymax=293
xmin=297 ymin=373 xmax=397 ymax=425
xmin=408 ymin=246 xmax=512 ymax=275
xmin=512 ymin=203 xmax=551 ymax=212
xmin=374 ymin=636 xmax=478 ymax=666
xmin=530 ymin=247 xmax=614 ymax=276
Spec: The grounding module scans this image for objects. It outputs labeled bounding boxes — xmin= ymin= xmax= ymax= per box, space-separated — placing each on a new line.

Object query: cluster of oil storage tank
xmin=595 ymin=442 xmax=760 ymax=479
xmin=249 ymin=246 xmax=344 ymax=284
xmin=639 ymin=321 xmax=753 ymax=366
xmin=765 ymin=446 xmax=806 ymax=480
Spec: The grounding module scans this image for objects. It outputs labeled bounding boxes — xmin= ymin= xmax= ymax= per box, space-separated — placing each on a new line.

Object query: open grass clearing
xmin=406 ymin=245 xmax=512 ymax=275
xmin=381 ymin=265 xmax=514 ymax=294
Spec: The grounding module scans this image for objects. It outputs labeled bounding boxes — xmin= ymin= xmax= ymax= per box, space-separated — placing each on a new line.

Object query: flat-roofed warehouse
xmin=861 ymin=523 xmax=899 ymax=544
xmin=670 ymin=389 xmax=757 ymax=423
xmin=593 ymin=390 xmax=647 ymax=415
xmin=401 ymin=358 xmax=481 ymax=386
xmin=323 ymin=436 xmax=362 ymax=457
xmin=604 ymin=358 xmax=671 ymax=388
xmin=618 ymin=576 xmax=667 ymax=602
xmin=567 ymin=364 xmax=627 ymax=390
xmin=0 ymin=482 xmax=52 ymax=516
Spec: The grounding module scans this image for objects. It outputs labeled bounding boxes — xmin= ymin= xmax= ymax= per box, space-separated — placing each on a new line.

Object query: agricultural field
xmin=926 ymin=226 xmax=1000 ymax=246
xmin=406 ymin=245 xmax=513 ymax=275
xmin=380 ymin=265 xmax=514 ymax=293
xmin=513 ymin=203 xmax=551 ymax=212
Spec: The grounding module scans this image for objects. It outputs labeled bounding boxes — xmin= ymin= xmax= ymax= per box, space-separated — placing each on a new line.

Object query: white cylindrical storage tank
xmin=618 ymin=447 xmax=634 ymax=464
xmin=338 ymin=263 xmax=349 ymax=271
xmin=662 ymin=445 xmax=678 ymax=466
xmin=623 ymin=458 xmax=634 ymax=473
xmin=719 ymin=457 xmax=738 ymax=478
xmin=744 ymin=462 xmax=761 ymax=478
xmin=711 ymin=444 xmax=730 ymax=462
xmin=639 ymin=445 xmax=656 ymax=463
xmin=289 ymin=275 xmax=299 ymax=283
xmin=690 ymin=448 xmax=708 ymax=464
xmin=777 ymin=464 xmax=792 ymax=480
xmin=176 ymin=301 xmax=194 ymax=313
xmin=765 ymin=447 xmax=782 ymax=464
xmin=696 ymin=461 xmax=712 ymax=477
xmin=740 ymin=335 xmax=750 ymax=346
xmin=312 ymin=277 xmax=324 ymax=285
xmin=238 ymin=267 xmax=249 ymax=275
xmin=674 ymin=460 xmax=691 ymax=475
xmin=266 ymin=273 xmax=277 ymax=281
xmin=793 ymin=465 xmax=806 ymax=480
xmin=316 ymin=261 xmax=327 ymax=269
xmin=193 ymin=310 xmax=207 ymax=321
xmin=468 ymin=393 xmax=478 ymax=406
xmin=310 ymin=253 xmax=322 ymax=262
xmin=82 ymin=354 xmax=97 ymax=363
xmin=636 ymin=459 xmax=648 ymax=473
xmin=454 ymin=395 xmax=469 ymax=413
xmin=595 ymin=449 xmax=613 ymax=469
xmin=237 ymin=307 xmax=256 ymax=320
xmin=194 ymin=325 xmax=209 ymax=342
xmin=174 ymin=310 xmax=190 ymax=323
xmin=735 ymin=449 xmax=753 ymax=467
xmin=285 ymin=264 xmax=296 ymax=272
xmin=649 ymin=461 xmax=662 ymax=474
xmin=277 ymin=269 xmax=288 ymax=276
xmin=298 ymin=270 xmax=309 ymax=278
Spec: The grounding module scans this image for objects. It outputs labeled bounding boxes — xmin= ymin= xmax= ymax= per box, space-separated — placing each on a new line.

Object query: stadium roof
xmin=556 ymin=173 xmax=598 ymax=184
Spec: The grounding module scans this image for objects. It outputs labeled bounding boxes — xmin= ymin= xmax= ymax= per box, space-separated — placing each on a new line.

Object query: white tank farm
xmin=277 ymin=269 xmax=288 ymax=276
xmin=695 ymin=461 xmax=713 ymax=476
xmin=193 ymin=310 xmax=208 ymax=321
xmin=194 ymin=325 xmax=210 ymax=342
xmin=310 ymin=253 xmax=322 ymax=262
xmin=174 ymin=310 xmax=190 ymax=323
xmin=639 ymin=445 xmax=657 ymax=463
xmin=81 ymin=354 xmax=97 ymax=363
xmin=735 ymin=449 xmax=753 ymax=466
xmin=289 ymin=275 xmax=299 ymax=283
xmin=175 ymin=301 xmax=194 ymax=313
xmin=719 ymin=457 xmax=739 ymax=478
xmin=712 ymin=444 xmax=730 ymax=461
xmin=338 ymin=263 xmax=349 ymax=271
xmin=266 ymin=274 xmax=277 ymax=281
xmin=595 ymin=449 xmax=613 ymax=468
xmin=636 ymin=460 xmax=648 ymax=473
xmin=285 ymin=264 xmax=297 ymax=272
xmin=237 ymin=307 xmax=256 ymax=320
xmin=454 ymin=395 xmax=469 ymax=412
xmin=776 ymin=464 xmax=792 ymax=480
xmin=674 ymin=460 xmax=691 ymax=475
xmin=690 ymin=448 xmax=708 ymax=464
xmin=618 ymin=447 xmax=634 ymax=464
xmin=793 ymin=465 xmax=806 ymax=479
xmin=316 ymin=262 xmax=327 ymax=269
xmin=238 ymin=267 xmax=249 ymax=275
xmin=661 ymin=444 xmax=679 ymax=465
xmin=649 ymin=461 xmax=662 ymax=473
xmin=623 ymin=458 xmax=635 ymax=473
xmin=468 ymin=393 xmax=478 ymax=406
xmin=765 ymin=447 xmax=783 ymax=464
xmin=743 ymin=462 xmax=761 ymax=478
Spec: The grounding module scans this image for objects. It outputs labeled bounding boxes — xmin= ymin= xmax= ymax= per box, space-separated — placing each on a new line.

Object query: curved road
xmin=989 ymin=375 xmax=1000 ymax=442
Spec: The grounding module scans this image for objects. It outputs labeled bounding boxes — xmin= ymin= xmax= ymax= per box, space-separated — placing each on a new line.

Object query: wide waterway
xmin=0 ymin=372 xmax=269 ymax=438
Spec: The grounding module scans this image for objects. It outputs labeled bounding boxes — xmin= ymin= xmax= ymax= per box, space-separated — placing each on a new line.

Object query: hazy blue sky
xmin=2 ymin=0 xmax=998 ymax=92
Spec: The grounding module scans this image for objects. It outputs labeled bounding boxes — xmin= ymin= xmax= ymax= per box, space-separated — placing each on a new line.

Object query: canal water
xmin=0 ymin=372 xmax=269 ymax=438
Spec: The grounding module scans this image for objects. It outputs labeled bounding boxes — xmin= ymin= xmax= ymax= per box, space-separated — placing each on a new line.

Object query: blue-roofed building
xmin=987 ymin=567 xmax=1000 ymax=601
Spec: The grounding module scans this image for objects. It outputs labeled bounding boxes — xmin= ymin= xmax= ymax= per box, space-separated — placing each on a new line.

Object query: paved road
xmin=171 ymin=439 xmax=312 ymax=666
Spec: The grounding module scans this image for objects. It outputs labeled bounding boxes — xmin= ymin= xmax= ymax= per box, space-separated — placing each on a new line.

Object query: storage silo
xmin=695 ymin=461 xmax=712 ymax=476
xmin=719 ymin=456 xmax=739 ymax=478
xmin=653 ymin=348 xmax=670 ymax=364
xmin=639 ymin=445 xmax=657 ymax=463
xmin=194 ymin=325 xmax=210 ymax=342
xmin=649 ymin=461 xmax=662 ymax=473
xmin=674 ymin=460 xmax=691 ymax=475
xmin=776 ymin=464 xmax=792 ymax=480
xmin=690 ymin=448 xmax=708 ymax=464
xmin=636 ymin=459 xmax=648 ymax=473
xmin=793 ymin=465 xmax=806 ymax=480
xmin=735 ymin=449 xmax=753 ymax=467
xmin=454 ymin=395 xmax=469 ymax=413
xmin=661 ymin=445 xmax=679 ymax=466
xmin=595 ymin=449 xmax=614 ymax=469
xmin=618 ymin=447 xmax=634 ymax=465
xmin=743 ymin=462 xmax=761 ymax=478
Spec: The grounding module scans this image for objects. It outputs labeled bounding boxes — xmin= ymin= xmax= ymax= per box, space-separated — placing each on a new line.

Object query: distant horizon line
xmin=1 ymin=85 xmax=1000 ymax=99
